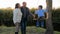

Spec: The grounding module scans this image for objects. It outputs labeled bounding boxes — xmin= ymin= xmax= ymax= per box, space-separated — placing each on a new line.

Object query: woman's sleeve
xmin=13 ymin=9 xmax=18 ymax=20
xmin=13 ymin=9 xmax=18 ymax=23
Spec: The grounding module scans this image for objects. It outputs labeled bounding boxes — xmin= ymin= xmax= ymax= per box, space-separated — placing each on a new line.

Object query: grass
xmin=0 ymin=26 xmax=60 ymax=34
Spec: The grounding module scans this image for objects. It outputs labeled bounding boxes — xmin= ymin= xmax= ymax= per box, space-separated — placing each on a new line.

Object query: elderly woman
xmin=13 ymin=3 xmax=22 ymax=34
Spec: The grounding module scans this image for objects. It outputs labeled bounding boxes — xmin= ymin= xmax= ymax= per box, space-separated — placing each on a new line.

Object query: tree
xmin=45 ymin=0 xmax=54 ymax=34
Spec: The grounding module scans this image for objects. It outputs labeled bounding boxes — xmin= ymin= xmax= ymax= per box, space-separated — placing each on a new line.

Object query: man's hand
xmin=45 ymin=12 xmax=48 ymax=20
xmin=31 ymin=14 xmax=35 ymax=18
xmin=45 ymin=17 xmax=48 ymax=20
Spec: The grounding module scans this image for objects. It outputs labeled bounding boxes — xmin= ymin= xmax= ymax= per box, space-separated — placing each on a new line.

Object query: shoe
xmin=15 ymin=32 xmax=18 ymax=34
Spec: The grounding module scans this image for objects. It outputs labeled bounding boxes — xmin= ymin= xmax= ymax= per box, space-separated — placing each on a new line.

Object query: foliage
xmin=52 ymin=8 xmax=60 ymax=23
xmin=0 ymin=8 xmax=14 ymax=26
xmin=0 ymin=8 xmax=60 ymax=27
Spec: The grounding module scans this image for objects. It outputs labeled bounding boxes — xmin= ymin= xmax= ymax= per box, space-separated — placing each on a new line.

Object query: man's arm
xmin=45 ymin=12 xmax=48 ymax=19
xmin=27 ymin=8 xmax=33 ymax=17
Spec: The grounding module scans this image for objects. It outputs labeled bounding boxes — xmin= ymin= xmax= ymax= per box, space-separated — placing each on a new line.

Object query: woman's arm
xmin=19 ymin=9 xmax=22 ymax=16
xmin=13 ymin=9 xmax=18 ymax=23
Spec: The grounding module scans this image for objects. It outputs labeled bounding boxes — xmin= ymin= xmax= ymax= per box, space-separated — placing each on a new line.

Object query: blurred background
xmin=0 ymin=0 xmax=60 ymax=34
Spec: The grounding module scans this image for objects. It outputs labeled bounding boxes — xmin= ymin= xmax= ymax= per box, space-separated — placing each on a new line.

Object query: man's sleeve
xmin=27 ymin=8 xmax=33 ymax=16
xmin=44 ymin=10 xmax=48 ymax=12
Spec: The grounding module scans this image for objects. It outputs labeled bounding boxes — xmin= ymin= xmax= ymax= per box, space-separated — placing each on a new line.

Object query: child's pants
xmin=36 ymin=20 xmax=44 ymax=27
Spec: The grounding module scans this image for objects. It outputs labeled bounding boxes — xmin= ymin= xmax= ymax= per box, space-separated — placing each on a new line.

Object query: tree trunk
xmin=45 ymin=0 xmax=54 ymax=34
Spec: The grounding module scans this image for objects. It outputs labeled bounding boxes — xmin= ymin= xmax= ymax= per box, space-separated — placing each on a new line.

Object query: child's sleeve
xmin=35 ymin=10 xmax=38 ymax=14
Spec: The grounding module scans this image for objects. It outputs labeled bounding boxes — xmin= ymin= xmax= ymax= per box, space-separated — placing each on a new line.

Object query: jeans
xmin=21 ymin=19 xmax=27 ymax=34
xmin=36 ymin=20 xmax=44 ymax=27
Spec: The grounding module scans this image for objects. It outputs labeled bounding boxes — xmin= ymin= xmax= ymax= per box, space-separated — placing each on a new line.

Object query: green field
xmin=0 ymin=26 xmax=60 ymax=34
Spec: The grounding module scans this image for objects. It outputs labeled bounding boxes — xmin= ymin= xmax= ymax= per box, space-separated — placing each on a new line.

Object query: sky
xmin=0 ymin=0 xmax=60 ymax=9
